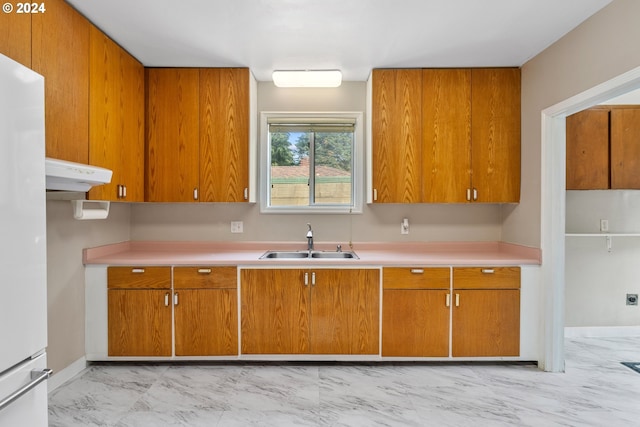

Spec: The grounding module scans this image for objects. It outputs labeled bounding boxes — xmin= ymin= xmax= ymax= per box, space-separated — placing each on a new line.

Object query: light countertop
xmin=83 ymin=241 xmax=541 ymax=266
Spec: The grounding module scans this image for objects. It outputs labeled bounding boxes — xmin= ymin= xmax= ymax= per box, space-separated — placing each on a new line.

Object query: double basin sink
xmin=260 ymin=250 xmax=358 ymax=260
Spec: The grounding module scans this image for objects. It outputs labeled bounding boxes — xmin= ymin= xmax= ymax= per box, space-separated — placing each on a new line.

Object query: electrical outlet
xmin=627 ymin=294 xmax=638 ymax=306
xmin=600 ymin=219 xmax=609 ymax=232
xmin=230 ymin=221 xmax=243 ymax=233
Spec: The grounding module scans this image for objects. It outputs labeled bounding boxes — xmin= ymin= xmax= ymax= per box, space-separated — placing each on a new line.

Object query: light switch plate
xmin=231 ymin=221 xmax=243 ymax=233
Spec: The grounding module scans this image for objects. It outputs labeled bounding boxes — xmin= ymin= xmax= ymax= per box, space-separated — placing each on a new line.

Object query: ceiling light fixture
xmin=272 ymin=70 xmax=342 ymax=88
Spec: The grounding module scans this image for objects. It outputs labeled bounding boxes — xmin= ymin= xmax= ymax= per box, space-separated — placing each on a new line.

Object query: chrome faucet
xmin=306 ymin=223 xmax=314 ymax=251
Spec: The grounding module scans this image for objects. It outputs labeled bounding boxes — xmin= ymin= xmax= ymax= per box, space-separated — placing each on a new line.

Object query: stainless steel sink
xmin=259 ymin=250 xmax=358 ymax=260
xmin=259 ymin=251 xmax=309 ymax=259
xmin=310 ymin=251 xmax=358 ymax=259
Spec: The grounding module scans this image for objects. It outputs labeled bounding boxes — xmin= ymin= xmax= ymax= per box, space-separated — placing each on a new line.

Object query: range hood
xmin=45 ymin=157 xmax=112 ymax=192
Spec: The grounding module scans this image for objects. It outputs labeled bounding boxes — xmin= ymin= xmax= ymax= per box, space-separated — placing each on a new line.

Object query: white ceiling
xmin=66 ymin=0 xmax=612 ymax=82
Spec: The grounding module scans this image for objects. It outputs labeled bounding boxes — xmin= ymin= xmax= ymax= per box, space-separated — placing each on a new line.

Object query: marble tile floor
xmin=48 ymin=337 xmax=640 ymax=427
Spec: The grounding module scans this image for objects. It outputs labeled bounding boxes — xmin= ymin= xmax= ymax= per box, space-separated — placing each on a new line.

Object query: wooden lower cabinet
xmin=382 ymin=267 xmax=450 ymax=357
xmin=241 ymin=268 xmax=379 ymax=355
xmin=173 ymin=266 xmax=238 ymax=356
xmin=107 ymin=266 xmax=238 ymax=357
xmin=452 ymin=267 xmax=521 ymax=357
xmin=107 ymin=267 xmax=172 ymax=357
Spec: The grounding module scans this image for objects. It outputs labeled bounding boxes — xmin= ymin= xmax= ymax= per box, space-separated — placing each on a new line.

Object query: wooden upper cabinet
xmin=199 ymin=68 xmax=250 ymax=202
xmin=0 ymin=9 xmax=31 ymax=67
xmin=611 ymin=108 xmax=640 ymax=189
xmin=566 ymin=108 xmax=610 ymax=190
xmin=371 ymin=69 xmax=423 ymax=203
xmin=88 ymin=26 xmax=144 ymax=201
xmin=422 ymin=69 xmax=472 ymax=203
xmin=145 ymin=68 xmax=200 ymax=202
xmin=471 ymin=68 xmax=521 ymax=203
xmin=32 ymin=0 xmax=90 ymax=164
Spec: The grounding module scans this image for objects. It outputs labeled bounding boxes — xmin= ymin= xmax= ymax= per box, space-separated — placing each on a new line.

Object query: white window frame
xmin=260 ymin=111 xmax=364 ymax=214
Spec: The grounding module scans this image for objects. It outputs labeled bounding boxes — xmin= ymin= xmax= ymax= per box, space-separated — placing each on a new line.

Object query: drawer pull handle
xmin=455 ymin=293 xmax=460 ymax=307
xmin=445 ymin=293 xmax=450 ymax=307
xmin=164 ymin=292 xmax=170 ymax=307
xmin=174 ymin=292 xmax=179 ymax=306
xmin=198 ymin=268 xmax=212 ymax=274
xmin=481 ymin=269 xmax=495 ymax=274
xmin=410 ymin=269 xmax=424 ymax=274
xmin=131 ymin=268 xmax=145 ymax=274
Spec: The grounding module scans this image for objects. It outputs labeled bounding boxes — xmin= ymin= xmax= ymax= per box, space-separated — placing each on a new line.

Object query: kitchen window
xmin=260 ymin=112 xmax=363 ymax=213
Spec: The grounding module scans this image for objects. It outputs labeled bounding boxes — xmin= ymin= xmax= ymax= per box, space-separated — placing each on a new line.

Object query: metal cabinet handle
xmin=174 ymin=292 xmax=179 ymax=306
xmin=304 ymin=272 xmax=309 ymax=286
xmin=473 ymin=188 xmax=478 ymax=201
xmin=466 ymin=188 xmax=471 ymax=201
xmin=455 ymin=293 xmax=460 ymax=307
xmin=445 ymin=293 xmax=450 ymax=307
xmin=123 ymin=185 xmax=127 ymax=198
xmin=244 ymin=188 xmax=248 ymax=200
xmin=198 ymin=268 xmax=212 ymax=274
xmin=164 ymin=292 xmax=170 ymax=307
xmin=373 ymin=189 xmax=378 ymax=201
xmin=481 ymin=269 xmax=495 ymax=274
xmin=131 ymin=268 xmax=145 ymax=274
xmin=410 ymin=269 xmax=424 ymax=274
xmin=0 ymin=368 xmax=52 ymax=411
xmin=311 ymin=272 xmax=316 ymax=286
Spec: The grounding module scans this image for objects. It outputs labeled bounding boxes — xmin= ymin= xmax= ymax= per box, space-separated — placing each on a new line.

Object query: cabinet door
xmin=422 ymin=69 xmax=472 ymax=203
xmin=371 ymin=69 xmax=422 ymax=203
xmin=199 ymin=68 xmax=250 ymax=202
xmin=174 ymin=289 xmax=238 ymax=356
xmin=566 ymin=108 xmax=610 ymax=190
xmin=611 ymin=108 xmax=640 ymax=189
xmin=452 ymin=289 xmax=520 ymax=357
xmin=0 ymin=8 xmax=31 ymax=67
xmin=382 ymin=289 xmax=449 ymax=357
xmin=471 ymin=68 xmax=521 ymax=203
xmin=145 ymin=68 xmax=200 ymax=202
xmin=108 ymin=289 xmax=172 ymax=356
xmin=240 ymin=269 xmax=310 ymax=354
xmin=310 ymin=269 xmax=379 ymax=354
xmin=32 ymin=0 xmax=90 ymax=163
xmin=88 ymin=26 xmax=144 ymax=201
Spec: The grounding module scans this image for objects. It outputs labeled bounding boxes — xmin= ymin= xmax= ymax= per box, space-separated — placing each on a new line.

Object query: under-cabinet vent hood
xmin=45 ymin=157 xmax=112 ymax=192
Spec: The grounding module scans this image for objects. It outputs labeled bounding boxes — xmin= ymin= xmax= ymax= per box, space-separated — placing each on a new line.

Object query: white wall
xmin=46 ymin=200 xmax=130 ymax=374
xmin=565 ymin=191 xmax=640 ymax=327
xmin=130 ymin=81 xmax=503 ymax=244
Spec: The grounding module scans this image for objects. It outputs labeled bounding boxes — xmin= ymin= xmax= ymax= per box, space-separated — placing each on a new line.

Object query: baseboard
xmin=48 ymin=356 xmax=87 ymax=393
xmin=565 ymin=326 xmax=640 ymax=338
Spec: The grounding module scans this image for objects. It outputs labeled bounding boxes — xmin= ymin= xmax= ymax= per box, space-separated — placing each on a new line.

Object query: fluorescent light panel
xmin=272 ymin=70 xmax=342 ymax=88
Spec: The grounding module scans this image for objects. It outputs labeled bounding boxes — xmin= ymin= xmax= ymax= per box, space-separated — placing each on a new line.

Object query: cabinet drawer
xmin=174 ymin=266 xmax=237 ymax=289
xmin=107 ymin=267 xmax=171 ymax=289
xmin=453 ymin=267 xmax=520 ymax=289
xmin=383 ymin=267 xmax=450 ymax=289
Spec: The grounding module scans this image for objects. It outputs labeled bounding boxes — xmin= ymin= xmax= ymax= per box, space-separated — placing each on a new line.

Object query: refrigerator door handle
xmin=0 ymin=368 xmax=52 ymax=411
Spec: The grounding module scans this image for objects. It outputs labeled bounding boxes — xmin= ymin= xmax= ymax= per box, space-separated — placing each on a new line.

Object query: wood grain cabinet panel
xmin=382 ymin=267 xmax=450 ymax=357
xmin=241 ymin=268 xmax=379 ymax=355
xmin=88 ymin=26 xmax=144 ymax=201
xmin=241 ymin=269 xmax=310 ymax=354
xmin=0 ymin=9 xmax=31 ymax=67
xmin=199 ymin=68 xmax=250 ymax=202
xmin=452 ymin=267 xmax=520 ymax=357
xmin=422 ymin=69 xmax=472 ymax=203
xmin=471 ymin=68 xmax=521 ymax=203
xmin=611 ymin=108 xmax=640 ymax=189
xmin=145 ymin=68 xmax=200 ymax=202
xmin=173 ymin=266 xmax=238 ymax=356
xmin=566 ymin=108 xmax=610 ymax=190
xmin=371 ymin=69 xmax=423 ymax=203
xmin=107 ymin=266 xmax=172 ymax=357
xmin=32 ymin=0 xmax=90 ymax=163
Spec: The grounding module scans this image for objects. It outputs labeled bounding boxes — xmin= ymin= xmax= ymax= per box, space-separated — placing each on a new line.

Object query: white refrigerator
xmin=0 ymin=53 xmax=50 ymax=425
